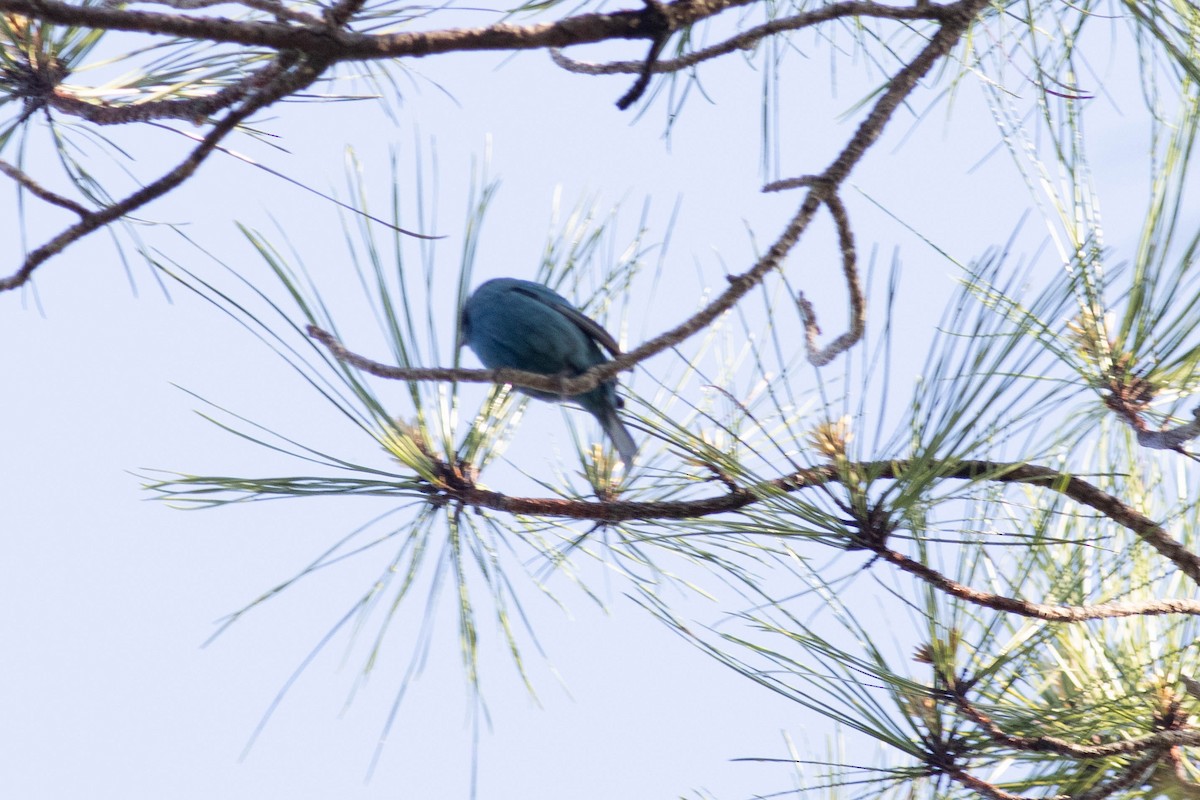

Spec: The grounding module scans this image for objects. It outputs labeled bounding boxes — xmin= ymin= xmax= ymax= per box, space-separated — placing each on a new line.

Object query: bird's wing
xmin=512 ymin=285 xmax=623 ymax=358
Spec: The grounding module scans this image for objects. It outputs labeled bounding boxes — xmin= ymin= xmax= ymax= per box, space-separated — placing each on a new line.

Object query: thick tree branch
xmin=398 ymin=458 xmax=1200 ymax=588
xmin=0 ymin=0 xmax=747 ymax=57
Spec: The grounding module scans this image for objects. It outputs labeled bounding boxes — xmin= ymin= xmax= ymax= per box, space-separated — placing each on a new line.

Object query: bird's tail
xmin=595 ymin=404 xmax=638 ymax=466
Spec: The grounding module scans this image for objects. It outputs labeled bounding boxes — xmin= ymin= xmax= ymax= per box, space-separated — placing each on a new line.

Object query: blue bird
xmin=461 ymin=277 xmax=637 ymax=465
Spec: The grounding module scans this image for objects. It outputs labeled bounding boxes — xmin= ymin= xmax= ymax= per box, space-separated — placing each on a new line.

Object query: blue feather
xmin=461 ymin=278 xmax=638 ymax=464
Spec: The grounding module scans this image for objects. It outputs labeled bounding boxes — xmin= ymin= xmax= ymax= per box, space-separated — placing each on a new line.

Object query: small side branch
xmin=614 ymin=0 xmax=670 ymax=109
xmin=792 ymin=190 xmax=865 ymax=366
xmin=873 ymin=544 xmax=1200 ymax=621
xmin=944 ymin=671 xmax=1200 ymax=758
xmin=43 ymin=58 xmax=289 ymax=126
xmin=0 ymin=159 xmax=91 ymax=217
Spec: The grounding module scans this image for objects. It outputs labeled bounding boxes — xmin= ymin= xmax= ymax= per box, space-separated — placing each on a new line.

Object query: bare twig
xmin=0 ymin=158 xmax=90 ymax=217
xmin=614 ymin=0 xmax=670 ymax=109
xmin=946 ymin=769 xmax=1054 ymax=800
xmin=874 ymin=545 xmax=1200 ymax=621
xmin=796 ymin=191 xmax=865 ymax=366
xmin=762 ymin=175 xmax=823 ymax=192
xmin=601 ymin=0 xmax=987 ymax=371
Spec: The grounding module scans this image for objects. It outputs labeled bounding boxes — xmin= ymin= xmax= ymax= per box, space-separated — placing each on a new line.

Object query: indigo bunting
xmin=461 ymin=278 xmax=637 ymax=464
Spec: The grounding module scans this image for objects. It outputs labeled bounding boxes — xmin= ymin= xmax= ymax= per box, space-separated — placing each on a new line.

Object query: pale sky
xmin=1 ymin=12 xmax=1171 ymax=799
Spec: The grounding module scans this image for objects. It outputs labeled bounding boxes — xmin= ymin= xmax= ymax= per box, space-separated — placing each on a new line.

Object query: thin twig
xmin=945 ymin=769 xmax=1051 ymax=800
xmin=874 ymin=545 xmax=1200 ymax=621
xmin=762 ymin=174 xmax=823 ymax=192
xmin=0 ymin=158 xmax=90 ymax=217
xmin=0 ymin=0 xmax=989 ymax=294
xmin=797 ymin=191 xmax=865 ymax=366
xmin=614 ymin=0 xmax=670 ymax=110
